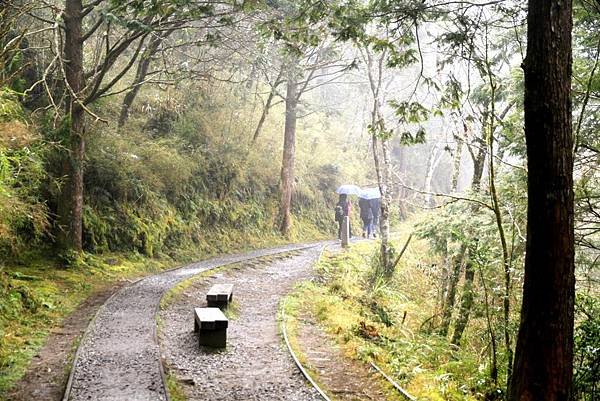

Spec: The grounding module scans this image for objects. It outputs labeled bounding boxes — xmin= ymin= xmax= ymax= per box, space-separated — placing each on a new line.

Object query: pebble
xmin=159 ymin=248 xmax=324 ymax=401
xmin=66 ymin=243 xmax=324 ymax=401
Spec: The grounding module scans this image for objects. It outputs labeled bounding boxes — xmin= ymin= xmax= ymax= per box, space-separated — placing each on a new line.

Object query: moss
xmin=0 ymin=252 xmax=175 ymax=395
xmin=280 ymin=222 xmax=489 ymax=400
xmin=165 ymin=372 xmax=187 ymax=401
xmin=223 ymin=300 xmax=240 ymax=320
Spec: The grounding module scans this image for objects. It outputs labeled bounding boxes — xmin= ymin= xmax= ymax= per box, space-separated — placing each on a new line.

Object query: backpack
xmin=334 ymin=205 xmax=344 ymax=222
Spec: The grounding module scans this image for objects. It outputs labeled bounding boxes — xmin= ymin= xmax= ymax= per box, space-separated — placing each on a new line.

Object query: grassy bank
xmin=282 ymin=225 xmax=491 ymax=401
xmin=0 ymin=226 xmax=326 ymax=397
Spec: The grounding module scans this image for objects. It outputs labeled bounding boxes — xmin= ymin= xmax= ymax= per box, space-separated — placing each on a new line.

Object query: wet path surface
xmin=65 ymin=243 xmax=325 ymax=401
xmin=159 ymin=247 xmax=324 ymax=401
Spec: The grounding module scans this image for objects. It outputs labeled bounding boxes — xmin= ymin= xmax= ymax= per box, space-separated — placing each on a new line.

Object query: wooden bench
xmin=206 ymin=283 xmax=234 ymax=308
xmin=194 ymin=307 xmax=228 ymax=348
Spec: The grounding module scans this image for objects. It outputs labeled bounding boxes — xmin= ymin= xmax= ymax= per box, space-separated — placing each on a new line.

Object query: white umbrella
xmin=359 ymin=187 xmax=381 ymax=200
xmin=336 ymin=184 xmax=362 ymax=195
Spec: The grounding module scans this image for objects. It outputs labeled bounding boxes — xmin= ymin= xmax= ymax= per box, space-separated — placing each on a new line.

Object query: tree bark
xmin=478 ymin=264 xmax=499 ymax=385
xmin=379 ymin=135 xmax=394 ymax=274
xmin=58 ymin=0 xmax=85 ymax=252
xmin=424 ymin=143 xmax=443 ymax=207
xmin=447 ymin=142 xmax=486 ymax=342
xmin=362 ymin=46 xmax=394 ymax=275
xmin=450 ymin=134 xmax=463 ymax=193
xmin=253 ymin=86 xmax=277 ymax=142
xmin=439 ymin=245 xmax=465 ymax=336
xmin=253 ymin=69 xmax=283 ymax=143
xmin=509 ymin=1 xmax=574 ymax=400
xmin=118 ymin=35 xmax=163 ymax=128
xmin=486 ymin=83 xmax=514 ymax=383
xmin=451 ymin=247 xmax=476 ymax=346
xmin=471 ymin=142 xmax=486 ymax=192
xmin=279 ymin=66 xmax=298 ymax=236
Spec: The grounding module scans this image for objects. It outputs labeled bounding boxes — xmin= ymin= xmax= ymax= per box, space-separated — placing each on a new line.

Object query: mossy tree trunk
xmin=451 ymin=246 xmax=476 ymax=346
xmin=450 ymin=133 xmax=463 ymax=193
xmin=447 ymin=141 xmax=486 ymax=342
xmin=58 ymin=0 xmax=85 ymax=252
xmin=439 ymin=244 xmax=465 ymax=336
xmin=279 ymin=64 xmax=298 ymax=236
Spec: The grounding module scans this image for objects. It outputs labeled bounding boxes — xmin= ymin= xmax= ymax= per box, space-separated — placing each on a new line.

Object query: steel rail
xmin=281 ymin=243 xmax=417 ymax=401
xmin=280 ymin=308 xmax=332 ymax=401
xmin=62 ymin=241 xmax=326 ymax=401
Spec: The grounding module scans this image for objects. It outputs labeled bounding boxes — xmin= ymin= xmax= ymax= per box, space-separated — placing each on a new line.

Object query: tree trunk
xmin=118 ymin=35 xmax=164 ymax=128
xmin=439 ymin=245 xmax=465 ymax=336
xmin=362 ymin=45 xmax=394 ymax=275
xmin=369 ymin=106 xmax=393 ymax=275
xmin=447 ymin=143 xmax=486 ymax=341
xmin=253 ymin=85 xmax=277 ymax=142
xmin=471 ymin=142 xmax=486 ymax=192
xmin=478 ymin=264 xmax=499 ymax=385
xmin=253 ymin=69 xmax=283 ymax=143
xmin=450 ymin=135 xmax=463 ymax=193
xmin=58 ymin=0 xmax=85 ymax=252
xmin=486 ymin=88 xmax=514 ymax=384
xmin=278 ymin=67 xmax=298 ymax=236
xmin=451 ymin=247 xmax=476 ymax=346
xmin=509 ymin=1 xmax=574 ymax=400
xmin=379 ymin=136 xmax=393 ymax=275
xmin=424 ymin=143 xmax=443 ymax=207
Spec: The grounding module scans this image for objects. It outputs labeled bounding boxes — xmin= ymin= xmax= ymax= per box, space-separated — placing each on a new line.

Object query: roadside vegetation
xmin=1 ymin=0 xmax=598 ymax=399
xmin=283 ymin=216 xmax=600 ymax=400
xmin=0 ymin=79 xmax=358 ymax=395
xmin=283 ymin=228 xmax=482 ymax=400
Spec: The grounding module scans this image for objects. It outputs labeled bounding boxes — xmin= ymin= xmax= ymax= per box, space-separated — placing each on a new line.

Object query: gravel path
xmin=159 ymin=247 xmax=325 ymax=401
xmin=65 ymin=243 xmax=325 ymax=401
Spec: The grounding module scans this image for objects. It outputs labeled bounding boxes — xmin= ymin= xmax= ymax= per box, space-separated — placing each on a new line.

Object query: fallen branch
xmin=390 ymin=233 xmax=413 ymax=271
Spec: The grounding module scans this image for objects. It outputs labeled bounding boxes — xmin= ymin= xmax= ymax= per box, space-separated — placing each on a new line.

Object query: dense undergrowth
xmin=283 ymin=219 xmax=600 ymax=401
xmin=283 ymin=231 xmax=491 ymax=401
xmin=0 ymin=72 xmax=365 ymax=394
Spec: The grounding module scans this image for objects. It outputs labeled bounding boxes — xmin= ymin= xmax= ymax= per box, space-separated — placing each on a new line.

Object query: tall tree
xmin=36 ymin=0 xmax=236 ymax=252
xmin=361 ymin=44 xmax=395 ymax=275
xmin=279 ymin=57 xmax=299 ymax=234
xmin=509 ymin=0 xmax=575 ymax=399
xmin=59 ymin=0 xmax=86 ymax=251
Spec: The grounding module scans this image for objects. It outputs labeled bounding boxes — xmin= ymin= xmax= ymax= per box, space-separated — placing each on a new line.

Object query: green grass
xmin=280 ymin=222 xmax=491 ymax=401
xmin=223 ymin=300 xmax=241 ymax=320
xmin=0 ymin=251 xmax=172 ymax=397
xmin=0 ymin=229 xmax=321 ymax=397
xmin=165 ymin=372 xmax=187 ymax=401
xmin=279 ymin=287 xmax=335 ymax=398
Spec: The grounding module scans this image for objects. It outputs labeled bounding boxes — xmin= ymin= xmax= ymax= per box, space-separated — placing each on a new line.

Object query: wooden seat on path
xmin=206 ymin=283 xmax=234 ymax=308
xmin=194 ymin=307 xmax=228 ymax=348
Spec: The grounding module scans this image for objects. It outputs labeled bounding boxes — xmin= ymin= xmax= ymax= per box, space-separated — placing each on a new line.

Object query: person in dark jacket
xmin=369 ymin=197 xmax=380 ymax=238
xmin=335 ymin=194 xmax=352 ymax=239
xmin=358 ymin=197 xmax=373 ymax=238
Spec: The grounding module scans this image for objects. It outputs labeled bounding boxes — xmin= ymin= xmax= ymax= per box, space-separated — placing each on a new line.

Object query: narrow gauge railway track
xmin=279 ymin=245 xmax=417 ymax=401
xmin=280 ymin=309 xmax=417 ymax=401
xmin=62 ymin=242 xmax=328 ymax=401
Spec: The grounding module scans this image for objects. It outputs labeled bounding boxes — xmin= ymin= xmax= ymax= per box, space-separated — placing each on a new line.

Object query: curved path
xmin=159 ymin=247 xmax=325 ymax=401
xmin=64 ymin=242 xmax=327 ymax=401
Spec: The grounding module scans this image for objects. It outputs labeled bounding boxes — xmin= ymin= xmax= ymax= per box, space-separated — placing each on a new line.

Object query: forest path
xmin=159 ymin=247 xmax=325 ymax=401
xmin=64 ymin=242 xmax=328 ymax=401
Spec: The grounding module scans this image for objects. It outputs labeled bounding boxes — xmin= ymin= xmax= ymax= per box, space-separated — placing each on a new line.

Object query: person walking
xmin=369 ymin=197 xmax=380 ymax=238
xmin=359 ymin=197 xmax=373 ymax=238
xmin=335 ymin=194 xmax=352 ymax=239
